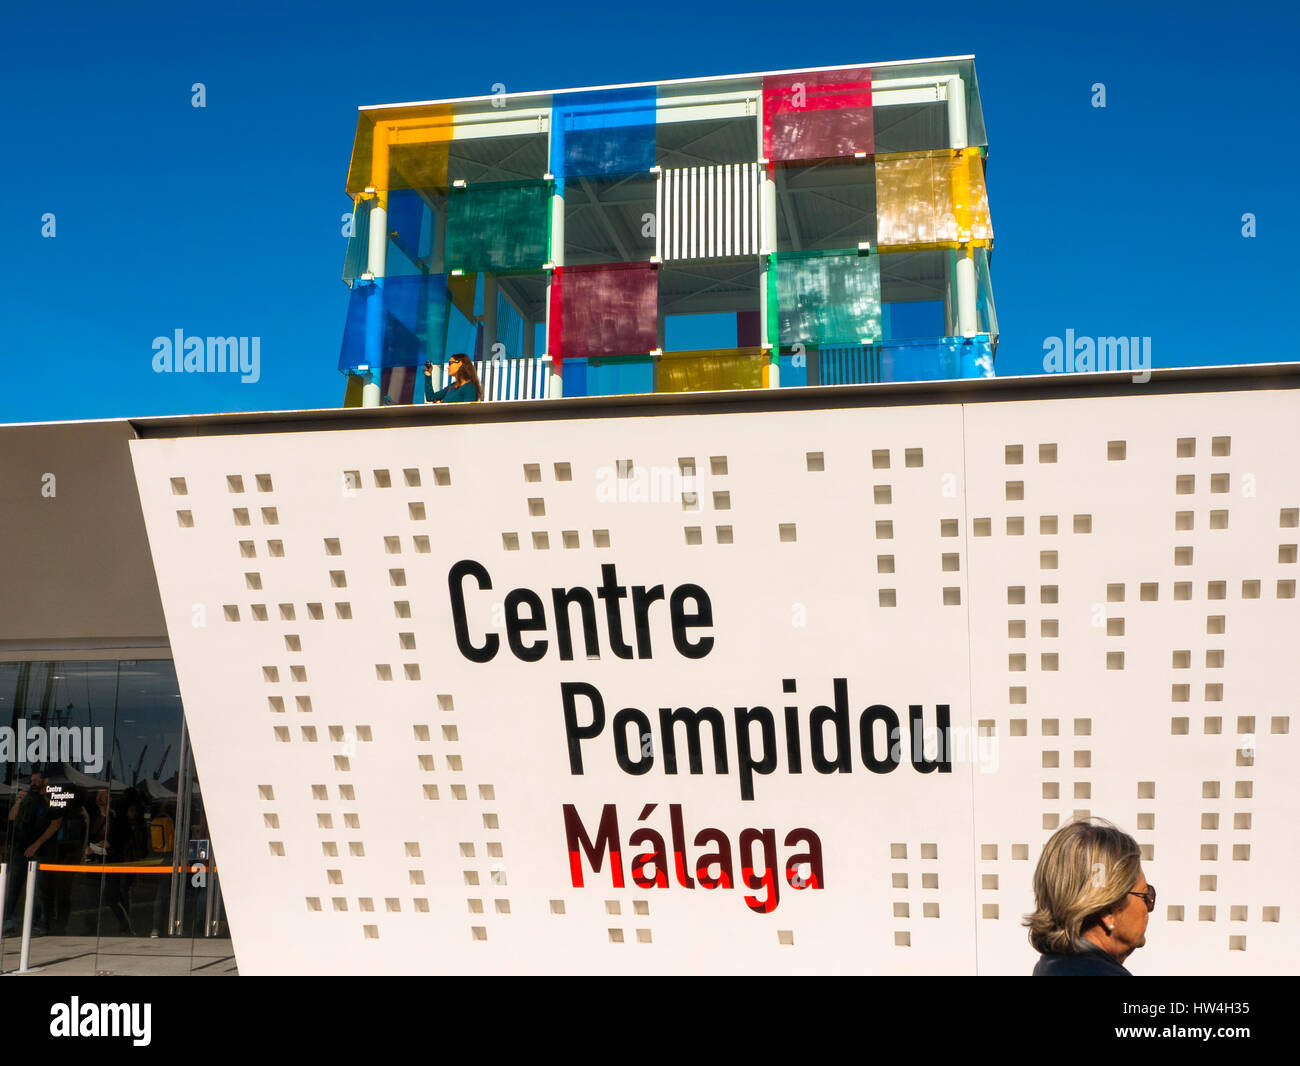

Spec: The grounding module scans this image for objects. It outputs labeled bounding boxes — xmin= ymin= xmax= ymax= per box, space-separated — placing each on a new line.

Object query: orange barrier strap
xmin=36 ymin=863 xmax=214 ymax=874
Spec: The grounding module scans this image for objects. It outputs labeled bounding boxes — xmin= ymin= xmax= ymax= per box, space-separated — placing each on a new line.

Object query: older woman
xmin=1025 ymin=818 xmax=1155 ymax=975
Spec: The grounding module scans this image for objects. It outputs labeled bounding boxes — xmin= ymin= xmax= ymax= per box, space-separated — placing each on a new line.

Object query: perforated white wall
xmin=129 ymin=385 xmax=1298 ymax=975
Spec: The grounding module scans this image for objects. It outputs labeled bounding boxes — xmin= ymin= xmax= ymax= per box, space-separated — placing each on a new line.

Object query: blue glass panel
xmin=562 ymin=356 xmax=588 ymax=397
xmin=341 ymin=197 xmax=372 ymax=285
xmin=880 ymin=340 xmax=955 ymax=382
xmin=387 ymin=189 xmax=431 ymax=269
xmin=494 ymin=288 xmax=524 ymax=359
xmin=338 ymin=275 xmax=450 ymax=373
xmin=571 ymin=355 xmax=655 ymax=396
xmin=884 ymin=299 xmax=945 ymax=341
xmin=550 ymin=87 xmax=657 ymax=188
xmin=877 ymin=336 xmax=995 ymax=382
xmin=777 ymin=351 xmax=808 ymax=387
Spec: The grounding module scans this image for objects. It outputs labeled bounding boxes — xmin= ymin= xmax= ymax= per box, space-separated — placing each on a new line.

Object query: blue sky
xmin=2 ymin=0 xmax=1293 ymax=423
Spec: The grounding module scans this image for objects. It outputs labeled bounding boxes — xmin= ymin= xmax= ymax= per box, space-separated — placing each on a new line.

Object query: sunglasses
xmin=1127 ymin=885 xmax=1156 ymax=912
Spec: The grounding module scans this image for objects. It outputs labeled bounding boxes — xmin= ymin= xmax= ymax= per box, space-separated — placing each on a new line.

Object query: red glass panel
xmin=763 ymin=67 xmax=873 ymax=163
xmin=550 ymin=262 xmax=658 ymax=369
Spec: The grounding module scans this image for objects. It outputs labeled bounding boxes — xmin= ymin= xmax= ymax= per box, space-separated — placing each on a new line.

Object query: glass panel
xmin=656 ymin=347 xmax=766 ymax=393
xmin=815 ymin=345 xmax=882 ymax=385
xmin=380 ymin=366 xmax=417 ymax=405
xmin=803 ymin=337 xmax=992 ymax=385
xmin=0 ymin=660 xmax=231 ymax=975
xmin=342 ymin=373 xmax=364 ymax=408
xmin=875 ymin=148 xmax=992 ymax=248
xmin=448 ymin=271 xmax=479 ymax=323
xmin=444 ymin=180 xmax=550 ymax=273
xmin=974 ymin=246 xmax=998 ymax=339
xmin=770 ymin=249 xmax=882 ymax=348
xmin=344 ymin=191 xmax=439 ymax=285
xmin=550 ymin=262 xmax=658 ymax=366
xmin=570 ymin=355 xmax=656 ymax=397
xmin=763 ymin=67 xmax=873 ymax=164
xmin=551 ymin=87 xmax=657 ymax=183
xmin=777 ymin=348 xmax=811 ymax=387
xmin=493 ymin=285 xmax=524 ymax=360
xmin=338 ymin=274 xmax=451 ymax=373
xmin=1 ymin=661 xmax=118 ymax=971
xmin=385 ymin=189 xmax=435 ymax=273
xmin=346 ymin=104 xmax=455 ymax=195
xmin=341 ymin=196 xmax=372 ymax=285
xmin=879 ymin=336 xmax=993 ymax=382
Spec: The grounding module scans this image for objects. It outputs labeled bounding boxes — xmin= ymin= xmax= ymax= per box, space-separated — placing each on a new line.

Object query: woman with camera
xmin=424 ymin=353 xmax=482 ymax=403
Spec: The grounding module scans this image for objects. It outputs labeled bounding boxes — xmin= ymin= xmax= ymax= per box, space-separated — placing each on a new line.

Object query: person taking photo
xmin=424 ymin=353 xmax=482 ymax=403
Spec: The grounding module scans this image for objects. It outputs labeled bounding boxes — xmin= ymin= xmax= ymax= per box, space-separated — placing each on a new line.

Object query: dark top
xmin=1033 ymin=942 xmax=1131 ymax=976
xmin=424 ymin=377 xmax=478 ymax=404
xmin=13 ymin=788 xmax=62 ymax=858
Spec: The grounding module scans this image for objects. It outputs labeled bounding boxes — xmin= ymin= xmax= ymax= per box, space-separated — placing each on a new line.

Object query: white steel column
xmin=945 ymin=75 xmax=978 ymax=338
xmin=956 ymin=252 xmax=978 ymax=337
xmin=761 ymin=168 xmax=779 ymax=388
xmin=18 ymin=861 xmax=36 ymax=973
xmin=757 ymin=88 xmax=780 ymax=388
xmin=546 ymin=187 xmax=564 ymax=398
xmin=0 ymin=861 xmax=7 ymax=967
xmin=946 ymin=75 xmax=969 ymax=151
xmin=362 ymin=189 xmax=388 ymax=408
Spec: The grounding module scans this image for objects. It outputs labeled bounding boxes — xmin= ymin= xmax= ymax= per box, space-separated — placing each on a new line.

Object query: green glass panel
xmin=774 ymin=250 xmax=881 ymax=348
xmin=444 ymin=180 xmax=551 ymax=273
xmin=765 ymin=256 xmax=779 ymax=348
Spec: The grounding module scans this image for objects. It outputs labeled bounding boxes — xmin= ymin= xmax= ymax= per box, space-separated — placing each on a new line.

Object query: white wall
xmin=129 ymin=385 xmax=1299 ymax=974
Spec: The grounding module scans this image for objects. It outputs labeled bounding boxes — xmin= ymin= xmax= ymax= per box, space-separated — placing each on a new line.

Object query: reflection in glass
xmin=0 ymin=660 xmax=232 ymax=975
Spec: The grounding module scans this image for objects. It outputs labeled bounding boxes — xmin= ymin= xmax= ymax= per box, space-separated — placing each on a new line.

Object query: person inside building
xmin=3 ymin=769 xmax=63 ymax=936
xmin=85 ymin=787 xmax=139 ymax=935
xmin=1024 ymin=817 xmax=1154 ymax=975
xmin=424 ymin=353 xmax=482 ymax=403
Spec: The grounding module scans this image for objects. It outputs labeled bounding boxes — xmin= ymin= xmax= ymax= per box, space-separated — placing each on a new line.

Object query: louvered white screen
xmin=656 ymin=163 xmax=762 ymax=261
xmin=474 ymin=355 xmax=553 ymax=402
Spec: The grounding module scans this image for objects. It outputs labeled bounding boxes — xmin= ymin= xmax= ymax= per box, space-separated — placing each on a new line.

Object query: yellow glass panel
xmin=346 ymin=104 xmax=455 ymax=195
xmin=656 ymin=347 xmax=766 ymax=394
xmin=875 ymin=148 xmax=992 ymax=249
xmin=342 ymin=374 xmax=365 ymax=407
xmin=447 ymin=272 xmax=478 ymax=321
